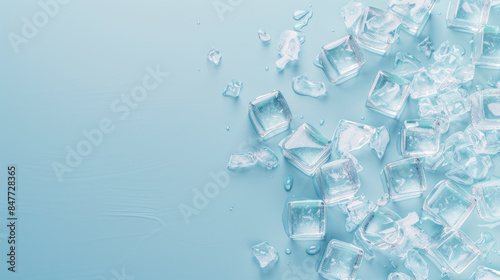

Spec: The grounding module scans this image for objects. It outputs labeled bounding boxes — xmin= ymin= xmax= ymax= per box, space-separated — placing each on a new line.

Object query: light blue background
xmin=0 ymin=0 xmax=500 ymax=279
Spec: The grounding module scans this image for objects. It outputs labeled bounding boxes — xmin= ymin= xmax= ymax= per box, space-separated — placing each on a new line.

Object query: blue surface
xmin=1 ymin=0 xmax=500 ymax=279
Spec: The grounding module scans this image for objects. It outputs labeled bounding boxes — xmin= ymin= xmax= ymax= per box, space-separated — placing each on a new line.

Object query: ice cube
xmin=423 ymin=180 xmax=476 ymax=229
xmin=341 ymin=1 xmax=365 ymax=33
xmin=446 ymin=168 xmax=475 ymax=185
xmin=475 ymin=232 xmax=496 ymax=258
xmin=252 ymin=241 xmax=279 ymax=268
xmin=382 ymin=157 xmax=427 ymax=201
xmin=410 ymin=69 xmax=438 ymax=99
xmin=227 ymin=152 xmax=257 ymax=170
xmin=370 ymin=126 xmax=390 ymax=158
xmin=257 ymin=29 xmax=271 ymax=43
xmin=453 ymin=65 xmax=475 ymax=84
xmin=423 ymin=143 xmax=445 ymax=171
xmin=401 ymin=119 xmax=441 ymax=157
xmin=437 ymin=86 xmax=471 ymax=119
xmin=472 ymin=26 xmax=500 ymax=68
xmin=470 ymin=266 xmax=500 ymax=279
xmin=393 ymin=52 xmax=424 ymax=78
xmin=222 ymin=79 xmax=243 ymax=98
xmin=466 ymin=126 xmax=500 ymax=155
xmin=318 ymin=239 xmax=364 ymax=280
xmin=248 ymin=90 xmax=293 ymax=139
xmin=472 ymin=179 xmax=500 ymax=222
xmin=449 ymin=146 xmax=492 ymax=180
xmin=389 ymin=0 xmax=437 ymax=35
xmin=427 ymin=229 xmax=481 ymax=274
xmin=207 ymin=48 xmax=222 ymax=65
xmin=315 ymin=158 xmax=361 ymax=205
xmin=276 ymin=30 xmax=301 ymax=70
xmin=280 ymin=123 xmax=332 ymax=175
xmin=366 ymin=71 xmax=411 ymax=118
xmin=447 ymin=0 xmax=492 ymax=33
xmin=341 ymin=196 xmax=376 ymax=232
xmin=355 ymin=6 xmax=402 ymax=54
xmin=291 ymin=74 xmax=327 ymax=97
xmin=434 ymin=41 xmax=451 ymax=61
xmin=332 ymin=119 xmax=376 ymax=155
xmin=417 ymin=36 xmax=435 ymax=57
xmin=318 ymin=35 xmax=365 ymax=84
xmin=404 ymin=250 xmax=428 ymax=280
xmin=287 ymin=200 xmax=326 ymax=240
xmin=471 ymin=89 xmax=500 ymax=130
xmin=387 ymin=272 xmax=415 ymax=280
xmin=254 ymin=147 xmax=279 ymax=170
xmin=359 ymin=208 xmax=404 ymax=250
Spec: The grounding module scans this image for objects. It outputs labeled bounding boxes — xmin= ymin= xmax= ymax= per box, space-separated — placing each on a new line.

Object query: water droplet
xmin=331 ymin=29 xmax=335 ymax=32
xmin=319 ymin=119 xmax=325 ymax=126
xmin=287 ymin=261 xmax=291 ymax=265
xmin=197 ymin=21 xmax=200 ymax=25
xmin=309 ymin=4 xmax=312 ymax=8
xmin=384 ymin=265 xmax=387 ymax=268
xmin=265 ymin=66 xmax=269 ymax=71
xmin=300 ymin=114 xmax=304 ymax=119
xmin=438 ymin=12 xmax=441 ymax=15
xmin=229 ymin=205 xmax=234 ymax=211
xmin=361 ymin=116 xmax=365 ymax=120
xmin=284 ymin=175 xmax=294 ymax=191
xmin=306 ymin=245 xmax=321 ymax=255
xmin=285 ymin=248 xmax=292 ymax=255
xmin=226 ymin=126 xmax=230 ymax=131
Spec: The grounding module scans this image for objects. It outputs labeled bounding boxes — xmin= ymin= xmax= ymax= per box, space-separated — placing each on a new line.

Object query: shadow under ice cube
xmin=318 ymin=239 xmax=364 ymax=280
xmin=472 ymin=26 xmax=500 ymax=68
xmin=401 ymin=119 xmax=441 ymax=157
xmin=248 ymin=90 xmax=293 ymax=139
xmin=287 ymin=200 xmax=326 ymax=240
xmin=382 ymin=157 xmax=427 ymax=201
xmin=315 ymin=158 xmax=361 ymax=205
xmin=318 ymin=35 xmax=365 ymax=84
xmin=366 ymin=71 xmax=411 ymax=118
xmin=446 ymin=0 xmax=492 ymax=33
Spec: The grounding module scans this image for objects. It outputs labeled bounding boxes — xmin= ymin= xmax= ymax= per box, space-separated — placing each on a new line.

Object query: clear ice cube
xmin=417 ymin=36 xmax=435 ymax=57
xmin=382 ymin=157 xmax=427 ymax=201
xmin=366 ymin=71 xmax=411 ymax=118
xmin=423 ymin=180 xmax=476 ymax=229
xmin=359 ymin=208 xmax=404 ymax=250
xmin=389 ymin=0 xmax=437 ymax=35
xmin=291 ymin=74 xmax=327 ymax=97
xmin=318 ymin=239 xmax=364 ymax=280
xmin=254 ymin=147 xmax=279 ymax=170
xmin=370 ymin=126 xmax=390 ymax=158
xmin=252 ymin=241 xmax=279 ymax=268
xmin=222 ymin=79 xmax=243 ymax=98
xmin=318 ymin=35 xmax=365 ymax=84
xmin=472 ymin=179 xmax=500 ymax=222
xmin=341 ymin=1 xmax=365 ymax=33
xmin=401 ymin=119 xmax=441 ymax=157
xmin=471 ymin=89 xmax=500 ymax=130
xmin=340 ymin=196 xmax=376 ymax=232
xmin=404 ymin=250 xmax=428 ymax=280
xmin=276 ymin=30 xmax=301 ymax=70
xmin=472 ymin=26 xmax=500 ymax=68
xmin=355 ymin=6 xmax=402 ymax=54
xmin=315 ymin=158 xmax=361 ymax=205
xmin=437 ymin=86 xmax=471 ymax=119
xmin=287 ymin=200 xmax=326 ymax=240
xmin=387 ymin=272 xmax=415 ymax=280
xmin=227 ymin=152 xmax=257 ymax=170
xmin=410 ymin=69 xmax=438 ymax=99
xmin=332 ymin=119 xmax=376 ymax=155
xmin=280 ymin=123 xmax=332 ymax=175
xmin=470 ymin=266 xmax=500 ymax=279
xmin=248 ymin=90 xmax=293 ymax=139
xmin=207 ymin=48 xmax=222 ymax=65
xmin=447 ymin=0 xmax=492 ymax=33
xmin=393 ymin=52 xmax=424 ymax=78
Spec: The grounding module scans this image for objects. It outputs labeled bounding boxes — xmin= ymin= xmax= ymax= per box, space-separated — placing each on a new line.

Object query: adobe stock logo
xmin=8 ymin=0 xmax=71 ymax=53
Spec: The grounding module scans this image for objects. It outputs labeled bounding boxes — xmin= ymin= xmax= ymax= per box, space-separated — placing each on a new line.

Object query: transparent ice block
xmin=355 ymin=6 xmax=402 ymax=54
xmin=389 ymin=0 xmax=437 ymax=35
xmin=446 ymin=0 xmax=492 ymax=33
xmin=382 ymin=157 xmax=427 ymax=201
xmin=332 ymin=119 xmax=376 ymax=155
xmin=287 ymin=200 xmax=326 ymax=240
xmin=252 ymin=241 xmax=279 ymax=268
xmin=472 ymin=26 xmax=500 ymax=68
xmin=366 ymin=71 xmax=411 ymax=118
xmin=318 ymin=35 xmax=365 ymax=84
xmin=472 ymin=179 xmax=500 ymax=222
xmin=318 ymin=239 xmax=364 ymax=280
xmin=401 ymin=119 xmax=441 ymax=157
xmin=315 ymin=158 xmax=361 ymax=205
xmin=359 ymin=208 xmax=404 ymax=250
xmin=248 ymin=90 xmax=293 ymax=139
xmin=471 ymin=89 xmax=500 ymax=130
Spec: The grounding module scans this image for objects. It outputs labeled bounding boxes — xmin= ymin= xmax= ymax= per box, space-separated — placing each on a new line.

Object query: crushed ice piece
xmin=305 ymin=245 xmax=321 ymax=255
xmin=280 ymin=122 xmax=332 ymax=175
xmin=393 ymin=52 xmax=424 ymax=78
xmin=315 ymin=158 xmax=360 ymax=205
xmin=472 ymin=26 xmax=500 ymax=68
xmin=257 ymin=29 xmax=271 ymax=43
xmin=382 ymin=157 xmax=427 ymax=201
xmin=470 ymin=266 xmax=500 ymax=279
xmin=318 ymin=35 xmax=365 ymax=84
xmin=207 ymin=48 xmax=222 ymax=65
xmin=276 ymin=30 xmax=301 ymax=70
xmin=393 ymin=214 xmax=431 ymax=257
xmin=341 ymin=196 xmax=376 ymax=232
xmin=404 ymin=250 xmax=428 ymax=280
xmin=318 ymin=239 xmax=364 ymax=280
xmin=370 ymin=126 xmax=390 ymax=158
xmin=355 ymin=6 xmax=402 ymax=54
xmin=437 ymin=86 xmax=471 ymax=119
xmin=423 ymin=180 xmax=476 ymax=229
xmin=293 ymin=10 xmax=310 ymax=20
xmin=333 ymin=119 xmax=376 ymax=155
xmin=427 ymin=228 xmax=481 ymax=274
xmin=475 ymin=232 xmax=496 ymax=258
xmin=222 ymin=79 xmax=243 ymax=98
xmin=446 ymin=168 xmax=474 ymax=185
xmin=423 ymin=143 xmax=445 ymax=172
xmin=252 ymin=241 xmax=279 ymax=268
xmin=249 ymin=90 xmax=293 ymax=139
xmin=377 ymin=193 xmax=390 ymax=206
xmin=417 ymin=36 xmax=435 ymax=57
xmin=401 ymin=119 xmax=441 ymax=157
xmin=410 ymin=69 xmax=438 ymax=99
xmin=293 ymin=10 xmax=313 ymax=31
xmin=359 ymin=208 xmax=404 ymax=250
xmin=340 ymin=0 xmax=365 ymax=32
xmin=291 ymin=74 xmax=326 ymax=97
xmin=366 ymin=71 xmax=411 ymax=118
xmin=453 ymin=65 xmax=475 ymax=84
xmin=387 ymin=272 xmax=414 ymax=280
xmin=227 ymin=152 xmax=257 ymax=170
xmin=284 ymin=175 xmax=294 ymax=191
xmin=255 ymin=147 xmax=279 ymax=170
xmin=287 ymin=200 xmax=326 ymax=240
xmin=433 ymin=41 xmax=451 ymax=61
xmin=389 ymin=0 xmax=437 ymax=35
xmin=471 ymin=89 xmax=500 ymax=130
xmin=447 ymin=0 xmax=492 ymax=33
xmin=472 ymin=179 xmax=500 ymax=222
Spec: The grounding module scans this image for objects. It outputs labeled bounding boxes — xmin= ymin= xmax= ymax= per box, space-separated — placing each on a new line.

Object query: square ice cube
xmin=423 ymin=180 xmax=476 ymax=229
xmin=428 ymin=229 xmax=480 ymax=274
xmin=252 ymin=241 xmax=279 ymax=268
xmin=387 ymin=272 xmax=415 ymax=280
xmin=280 ymin=123 xmax=332 ymax=176
xmin=318 ymin=239 xmax=364 ymax=280
xmin=315 ymin=158 xmax=361 ymax=205
xmin=472 ymin=26 xmax=500 ymax=68
xmin=401 ymin=119 xmax=441 ymax=157
xmin=287 ymin=200 xmax=326 ymax=240
xmin=319 ymin=35 xmax=365 ymax=84
xmin=470 ymin=266 xmax=500 ymax=279
xmin=382 ymin=157 xmax=427 ymax=201
xmin=355 ymin=7 xmax=402 ymax=54
xmin=248 ymin=90 xmax=293 ymax=139
xmin=359 ymin=208 xmax=404 ymax=250
xmin=446 ymin=0 xmax=492 ymax=33
xmin=471 ymin=89 xmax=500 ymax=130
xmin=389 ymin=0 xmax=437 ymax=35
xmin=366 ymin=71 xmax=411 ymax=118
xmin=472 ymin=179 xmax=500 ymax=222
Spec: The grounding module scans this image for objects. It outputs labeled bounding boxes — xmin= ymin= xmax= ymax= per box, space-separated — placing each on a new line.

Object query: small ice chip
xmin=387 ymin=272 xmax=415 ymax=280
xmin=252 ymin=241 xmax=279 ymax=268
xmin=404 ymin=250 xmax=428 ymax=280
xmin=366 ymin=71 xmax=411 ymax=118
xmin=318 ymin=239 xmax=364 ymax=280
xmin=333 ymin=119 xmax=376 ymax=155
xmin=276 ymin=30 xmax=301 ymax=70
xmin=207 ymin=48 xmax=222 ymax=65
xmin=389 ymin=0 xmax=437 ymax=35
xmin=340 ymin=196 xmax=376 ymax=232
xmin=257 ymin=29 xmax=271 ymax=43
xmin=370 ymin=126 xmax=390 ymax=158
xmin=227 ymin=152 xmax=257 ymax=170
xmin=291 ymin=74 xmax=326 ymax=97
xmin=287 ymin=200 xmax=326 ymax=240
xmin=315 ymin=158 xmax=361 ymax=205
xmin=417 ymin=36 xmax=435 ymax=57
xmin=222 ymin=79 xmax=243 ymax=98
xmin=393 ymin=52 xmax=424 ymax=78
xmin=254 ymin=147 xmax=279 ymax=170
